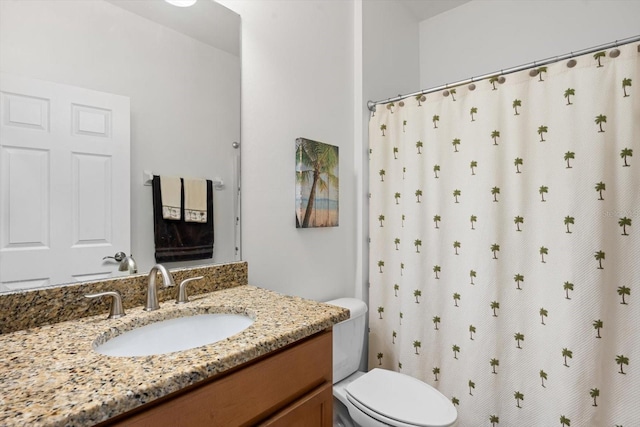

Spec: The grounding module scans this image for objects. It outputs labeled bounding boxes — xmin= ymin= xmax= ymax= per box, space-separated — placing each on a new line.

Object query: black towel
xmin=152 ymin=176 xmax=214 ymax=262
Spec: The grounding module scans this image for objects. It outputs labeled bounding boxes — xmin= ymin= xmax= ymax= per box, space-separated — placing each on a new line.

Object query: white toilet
xmin=327 ymin=298 xmax=458 ymax=427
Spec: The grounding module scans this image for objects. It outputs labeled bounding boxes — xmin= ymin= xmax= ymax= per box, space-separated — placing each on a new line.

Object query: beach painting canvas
xmin=295 ymin=138 xmax=339 ymax=228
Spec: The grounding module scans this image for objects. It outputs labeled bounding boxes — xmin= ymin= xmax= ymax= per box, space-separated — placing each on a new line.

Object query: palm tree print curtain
xmin=368 ymin=42 xmax=638 ymax=426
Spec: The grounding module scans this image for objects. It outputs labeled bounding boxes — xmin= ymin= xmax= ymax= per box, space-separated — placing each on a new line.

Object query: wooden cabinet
xmin=259 ymin=383 xmax=332 ymax=426
xmin=104 ymin=330 xmax=333 ymax=427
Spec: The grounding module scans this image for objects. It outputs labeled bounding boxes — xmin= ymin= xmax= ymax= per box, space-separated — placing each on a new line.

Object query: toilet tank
xmin=326 ymin=298 xmax=368 ymax=384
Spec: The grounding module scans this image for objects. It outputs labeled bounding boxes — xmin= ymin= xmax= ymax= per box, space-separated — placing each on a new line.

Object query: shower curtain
xmin=368 ymin=42 xmax=638 ymax=426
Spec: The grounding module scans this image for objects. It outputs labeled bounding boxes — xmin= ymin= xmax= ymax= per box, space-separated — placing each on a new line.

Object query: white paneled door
xmin=0 ymin=74 xmax=130 ymax=291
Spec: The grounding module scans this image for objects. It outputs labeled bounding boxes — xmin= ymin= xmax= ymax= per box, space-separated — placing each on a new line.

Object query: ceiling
xmin=398 ymin=0 xmax=472 ymax=21
xmin=105 ymin=0 xmax=469 ymax=55
xmin=106 ymin=0 xmax=240 ymax=56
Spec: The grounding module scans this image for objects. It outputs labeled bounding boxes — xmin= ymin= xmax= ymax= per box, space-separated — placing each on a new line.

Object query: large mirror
xmin=0 ymin=0 xmax=241 ymax=292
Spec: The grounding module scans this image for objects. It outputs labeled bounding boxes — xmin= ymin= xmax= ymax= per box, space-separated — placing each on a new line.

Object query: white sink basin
xmin=94 ymin=313 xmax=254 ymax=357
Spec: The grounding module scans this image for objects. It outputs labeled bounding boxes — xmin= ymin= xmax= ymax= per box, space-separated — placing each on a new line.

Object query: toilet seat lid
xmin=346 ymin=369 xmax=457 ymax=427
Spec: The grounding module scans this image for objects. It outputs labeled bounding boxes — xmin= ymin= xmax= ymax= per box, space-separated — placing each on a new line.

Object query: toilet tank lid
xmin=325 ymin=298 xmax=368 ymax=319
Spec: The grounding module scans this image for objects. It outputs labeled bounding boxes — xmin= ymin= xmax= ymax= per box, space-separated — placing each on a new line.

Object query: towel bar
xmin=143 ymin=171 xmax=223 ymax=190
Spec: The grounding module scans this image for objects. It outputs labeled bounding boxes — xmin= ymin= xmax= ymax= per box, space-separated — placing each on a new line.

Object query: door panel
xmin=0 ymin=74 xmax=130 ymax=290
xmin=3 ymin=146 xmax=49 ymax=248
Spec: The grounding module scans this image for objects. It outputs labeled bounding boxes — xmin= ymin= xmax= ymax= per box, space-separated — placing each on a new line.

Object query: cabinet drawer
xmin=258 ymin=382 xmax=333 ymax=427
xmin=107 ymin=330 xmax=332 ymax=426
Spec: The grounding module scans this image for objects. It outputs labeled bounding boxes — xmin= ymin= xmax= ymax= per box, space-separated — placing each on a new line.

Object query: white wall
xmin=215 ymin=0 xmax=422 ymax=304
xmin=419 ymin=0 xmax=640 ymax=89
xmin=0 ymin=0 xmax=240 ymax=273
xmin=218 ymin=0 xmax=356 ymax=301
xmin=364 ymin=1 xmax=421 ymax=103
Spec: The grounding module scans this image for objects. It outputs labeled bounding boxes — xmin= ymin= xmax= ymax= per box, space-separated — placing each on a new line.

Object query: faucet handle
xmin=176 ymin=276 xmax=204 ymax=304
xmin=85 ymin=291 xmax=125 ymax=319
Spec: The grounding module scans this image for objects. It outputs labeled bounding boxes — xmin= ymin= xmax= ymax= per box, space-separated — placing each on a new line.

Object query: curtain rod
xmin=367 ymin=35 xmax=640 ymax=111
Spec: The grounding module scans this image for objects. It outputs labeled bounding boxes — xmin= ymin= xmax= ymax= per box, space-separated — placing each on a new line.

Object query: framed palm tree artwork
xmin=295 ymin=137 xmax=339 ymax=228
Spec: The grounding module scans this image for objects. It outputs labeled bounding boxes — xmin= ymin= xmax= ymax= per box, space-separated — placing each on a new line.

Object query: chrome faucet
xmin=145 ymin=264 xmax=175 ymax=311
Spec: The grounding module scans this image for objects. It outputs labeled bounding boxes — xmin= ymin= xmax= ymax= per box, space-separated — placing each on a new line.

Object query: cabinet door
xmin=104 ymin=331 xmax=332 ymax=427
xmin=258 ymin=382 xmax=333 ymax=427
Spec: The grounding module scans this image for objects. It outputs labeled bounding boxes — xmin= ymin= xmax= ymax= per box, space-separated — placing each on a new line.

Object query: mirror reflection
xmin=0 ymin=0 xmax=241 ymax=292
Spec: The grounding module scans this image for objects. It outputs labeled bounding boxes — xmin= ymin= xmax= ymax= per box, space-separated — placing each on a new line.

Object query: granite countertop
xmin=0 ymin=285 xmax=349 ymax=426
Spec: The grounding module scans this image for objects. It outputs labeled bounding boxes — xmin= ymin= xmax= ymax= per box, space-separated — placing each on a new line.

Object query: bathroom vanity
xmin=107 ymin=330 xmax=333 ymax=426
xmin=0 ymin=262 xmax=348 ymax=426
